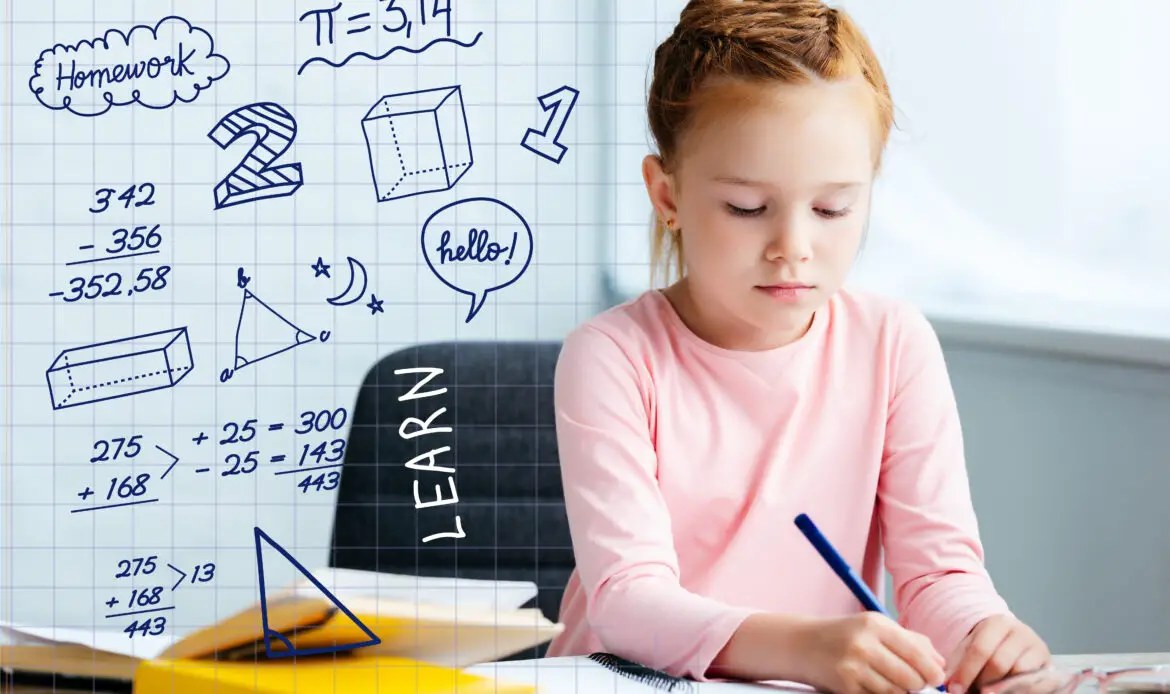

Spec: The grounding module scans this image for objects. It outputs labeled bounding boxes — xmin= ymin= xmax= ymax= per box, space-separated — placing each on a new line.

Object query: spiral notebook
xmin=464 ymin=655 xmax=819 ymax=692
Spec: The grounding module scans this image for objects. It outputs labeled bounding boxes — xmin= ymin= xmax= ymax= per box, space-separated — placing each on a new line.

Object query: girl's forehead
xmin=675 ymin=79 xmax=878 ymax=176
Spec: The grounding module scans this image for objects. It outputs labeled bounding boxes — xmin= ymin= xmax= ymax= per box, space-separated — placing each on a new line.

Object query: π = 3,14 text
xmin=297 ymin=0 xmax=482 ymax=75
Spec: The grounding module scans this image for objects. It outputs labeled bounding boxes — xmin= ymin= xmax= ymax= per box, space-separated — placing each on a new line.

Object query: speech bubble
xmin=28 ymin=15 xmax=230 ymax=117
xmin=421 ymin=197 xmax=534 ymax=323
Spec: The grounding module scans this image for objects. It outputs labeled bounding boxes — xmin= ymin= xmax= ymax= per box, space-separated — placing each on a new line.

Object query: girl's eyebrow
xmin=711 ymin=175 xmax=768 ymax=186
xmin=710 ymin=175 xmax=864 ymax=191
xmin=820 ymin=181 xmax=865 ymax=191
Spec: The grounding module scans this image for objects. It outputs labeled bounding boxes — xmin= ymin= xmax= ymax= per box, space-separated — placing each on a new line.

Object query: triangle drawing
xmin=232 ymin=289 xmax=317 ymax=370
xmin=253 ymin=526 xmax=381 ymax=658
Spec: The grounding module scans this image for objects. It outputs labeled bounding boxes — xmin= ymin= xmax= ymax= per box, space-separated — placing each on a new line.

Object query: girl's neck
xmin=661 ymin=278 xmax=814 ymax=352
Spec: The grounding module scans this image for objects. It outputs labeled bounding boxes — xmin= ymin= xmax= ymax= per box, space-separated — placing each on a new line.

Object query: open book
xmin=0 ymin=568 xmax=562 ymax=691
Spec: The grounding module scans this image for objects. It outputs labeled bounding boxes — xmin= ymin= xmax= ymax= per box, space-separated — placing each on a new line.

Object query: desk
xmin=462 ymin=654 xmax=1170 ymax=694
xmin=4 ymin=653 xmax=1168 ymax=693
xmin=1053 ymin=654 xmax=1170 ymax=669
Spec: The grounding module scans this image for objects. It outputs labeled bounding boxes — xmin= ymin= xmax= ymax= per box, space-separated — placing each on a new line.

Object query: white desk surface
xmin=1051 ymin=653 xmax=1170 ymax=670
xmin=465 ymin=656 xmax=815 ymax=692
xmin=464 ymin=654 xmax=1170 ymax=694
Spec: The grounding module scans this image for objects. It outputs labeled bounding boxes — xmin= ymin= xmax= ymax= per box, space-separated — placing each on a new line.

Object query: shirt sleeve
xmin=553 ymin=325 xmax=756 ymax=680
xmin=878 ymin=305 xmax=1014 ymax=659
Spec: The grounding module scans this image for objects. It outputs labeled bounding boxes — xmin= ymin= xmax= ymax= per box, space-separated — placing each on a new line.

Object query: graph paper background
xmin=5 ymin=0 xmax=1170 ymax=685
xmin=0 ymin=0 xmax=650 ymax=644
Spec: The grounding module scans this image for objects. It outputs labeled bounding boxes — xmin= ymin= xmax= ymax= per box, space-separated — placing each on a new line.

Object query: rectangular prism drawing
xmin=46 ymin=326 xmax=195 ymax=410
xmin=362 ymin=85 xmax=474 ymax=203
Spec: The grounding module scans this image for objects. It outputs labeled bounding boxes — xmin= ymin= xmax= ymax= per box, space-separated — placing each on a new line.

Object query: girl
xmin=544 ymin=1 xmax=1051 ymax=693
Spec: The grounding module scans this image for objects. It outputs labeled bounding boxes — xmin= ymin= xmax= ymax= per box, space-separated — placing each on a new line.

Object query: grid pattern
xmin=9 ymin=0 xmax=1170 ymax=690
xmin=0 ymin=0 xmax=644 ymax=686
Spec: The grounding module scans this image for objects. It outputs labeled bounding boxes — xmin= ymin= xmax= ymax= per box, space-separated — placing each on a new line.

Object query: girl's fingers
xmin=947 ymin=620 xmax=1012 ymax=693
xmin=971 ymin=633 xmax=1032 ymax=687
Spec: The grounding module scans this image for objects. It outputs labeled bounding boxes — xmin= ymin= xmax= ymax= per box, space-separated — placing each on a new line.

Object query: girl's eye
xmin=726 ymin=203 xmax=765 ymax=217
xmin=816 ymin=207 xmax=851 ymax=219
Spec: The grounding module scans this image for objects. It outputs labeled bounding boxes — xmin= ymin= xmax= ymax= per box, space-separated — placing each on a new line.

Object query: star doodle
xmin=366 ymin=294 xmax=384 ymax=315
xmin=311 ymin=257 xmax=331 ymax=278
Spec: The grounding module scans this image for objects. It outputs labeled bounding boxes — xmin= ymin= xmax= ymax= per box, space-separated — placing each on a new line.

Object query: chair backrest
xmin=328 ymin=340 xmax=574 ymax=658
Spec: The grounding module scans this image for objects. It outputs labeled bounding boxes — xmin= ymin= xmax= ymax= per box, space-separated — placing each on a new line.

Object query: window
xmin=597 ymin=0 xmax=1170 ymax=337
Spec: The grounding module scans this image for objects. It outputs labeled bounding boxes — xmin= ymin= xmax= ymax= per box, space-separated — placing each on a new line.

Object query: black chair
xmin=328 ymin=340 xmax=575 ymax=659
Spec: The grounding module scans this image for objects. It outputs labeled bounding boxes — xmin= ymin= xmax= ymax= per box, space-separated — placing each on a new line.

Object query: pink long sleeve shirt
xmin=544 ymin=288 xmax=1011 ymax=680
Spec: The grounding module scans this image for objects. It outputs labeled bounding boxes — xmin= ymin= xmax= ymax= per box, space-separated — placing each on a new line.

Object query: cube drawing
xmin=46 ymin=326 xmax=195 ymax=410
xmin=361 ymin=85 xmax=474 ymax=203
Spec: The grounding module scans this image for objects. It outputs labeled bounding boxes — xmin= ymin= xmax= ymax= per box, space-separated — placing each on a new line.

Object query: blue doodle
xmin=420 ymin=197 xmax=534 ymax=323
xmin=46 ymin=327 xmax=194 ymax=410
xmin=521 ymin=85 xmax=580 ymax=164
xmin=88 ymin=183 xmax=156 ymax=214
xmin=157 ymin=445 xmax=180 ymax=480
xmin=88 ymin=436 xmax=180 ymax=480
xmin=366 ymin=294 xmax=384 ymax=315
xmin=220 ymin=281 xmax=331 ymax=383
xmin=311 ymin=257 xmax=331 ymax=278
xmin=296 ymin=0 xmax=481 ymax=75
xmin=72 ymin=474 xmax=157 ymax=514
xmin=185 ymin=408 xmax=349 ymax=487
xmin=75 ymin=437 xmax=186 ymax=515
xmin=362 ymin=85 xmax=473 ymax=203
xmin=323 ymin=256 xmax=367 ymax=306
xmin=28 ymin=16 xmax=229 ymax=117
xmin=163 ymin=562 xmax=216 ymax=590
xmin=52 ymin=188 xmax=170 ymax=299
xmin=209 ymin=102 xmax=304 ymax=210
xmin=49 ymin=265 xmax=171 ymax=303
xmin=254 ymin=526 xmax=381 ymax=657
xmin=298 ymin=33 xmax=483 ymax=74
xmin=105 ymin=588 xmax=170 ymax=634
xmin=66 ymin=227 xmax=162 ymax=268
xmin=101 ymin=556 xmax=213 ymax=638
xmin=300 ymin=2 xmax=344 ymax=44
xmin=89 ymin=435 xmax=145 ymax=463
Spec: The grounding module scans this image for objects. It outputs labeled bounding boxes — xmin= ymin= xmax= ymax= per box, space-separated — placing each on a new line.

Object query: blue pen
xmin=794 ymin=513 xmax=946 ymax=693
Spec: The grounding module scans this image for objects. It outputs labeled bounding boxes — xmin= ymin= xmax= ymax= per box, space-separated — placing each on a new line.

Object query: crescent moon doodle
xmin=325 ymin=256 xmax=368 ymax=306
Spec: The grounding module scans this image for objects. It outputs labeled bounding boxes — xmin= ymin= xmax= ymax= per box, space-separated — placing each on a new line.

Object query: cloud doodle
xmin=28 ymin=15 xmax=230 ymax=117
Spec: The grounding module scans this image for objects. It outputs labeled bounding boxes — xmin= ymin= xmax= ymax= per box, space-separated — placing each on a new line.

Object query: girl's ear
xmin=642 ymin=154 xmax=680 ymax=223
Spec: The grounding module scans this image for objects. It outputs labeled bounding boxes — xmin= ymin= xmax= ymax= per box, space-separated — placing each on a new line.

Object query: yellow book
xmin=165 ymin=566 xmax=563 ymax=668
xmin=0 ymin=567 xmax=562 ymax=692
xmin=257 ymin=599 xmax=560 ymax=668
xmin=134 ymin=654 xmax=535 ymax=694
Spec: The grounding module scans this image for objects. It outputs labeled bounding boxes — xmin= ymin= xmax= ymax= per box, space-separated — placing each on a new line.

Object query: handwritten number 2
xmin=208 ymin=102 xmax=303 ymax=210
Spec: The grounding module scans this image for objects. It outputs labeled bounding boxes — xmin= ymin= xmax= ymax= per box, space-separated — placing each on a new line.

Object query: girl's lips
xmin=756 ymin=285 xmax=814 ymax=301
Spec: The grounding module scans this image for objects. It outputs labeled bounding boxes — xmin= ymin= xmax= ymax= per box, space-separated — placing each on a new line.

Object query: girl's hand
xmin=944 ymin=614 xmax=1051 ymax=694
xmin=795 ymin=612 xmax=948 ymax=694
